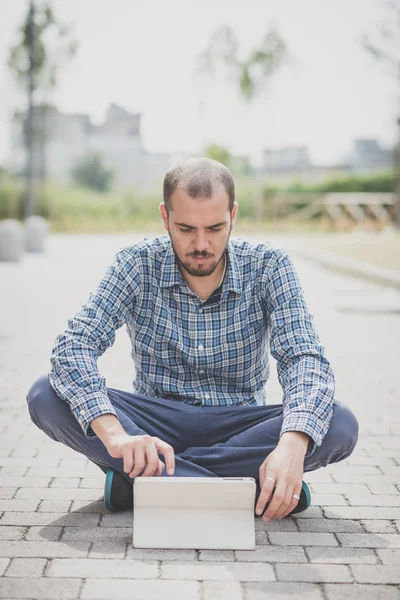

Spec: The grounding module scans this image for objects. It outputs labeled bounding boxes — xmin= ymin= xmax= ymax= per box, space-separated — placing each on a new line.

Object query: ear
xmin=231 ymin=202 xmax=238 ymax=227
xmin=159 ymin=203 xmax=169 ymax=232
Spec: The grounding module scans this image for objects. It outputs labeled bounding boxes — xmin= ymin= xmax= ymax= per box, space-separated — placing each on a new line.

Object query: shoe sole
xmin=104 ymin=469 xmax=115 ymax=512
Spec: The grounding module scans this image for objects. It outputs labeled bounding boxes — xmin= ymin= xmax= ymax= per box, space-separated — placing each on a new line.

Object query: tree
xmin=8 ymin=1 xmax=77 ymax=217
xmin=204 ymin=144 xmax=232 ymax=169
xmin=197 ymin=24 xmax=288 ymax=103
xmin=362 ymin=0 xmax=400 ymax=225
xmin=71 ymin=153 xmax=114 ymax=193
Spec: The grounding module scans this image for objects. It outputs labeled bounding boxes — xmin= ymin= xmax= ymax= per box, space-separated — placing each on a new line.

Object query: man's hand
xmin=255 ymin=431 xmax=309 ymax=521
xmin=106 ymin=433 xmax=176 ymax=478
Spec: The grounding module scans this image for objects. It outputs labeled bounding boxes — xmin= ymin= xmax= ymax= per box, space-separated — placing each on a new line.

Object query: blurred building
xmin=347 ymin=138 xmax=394 ymax=172
xmin=260 ymin=139 xmax=394 ymax=184
xmin=9 ymin=103 xmax=171 ymax=188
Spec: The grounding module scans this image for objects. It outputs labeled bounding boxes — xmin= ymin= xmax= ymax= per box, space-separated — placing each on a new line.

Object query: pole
xmin=25 ymin=0 xmax=35 ymax=219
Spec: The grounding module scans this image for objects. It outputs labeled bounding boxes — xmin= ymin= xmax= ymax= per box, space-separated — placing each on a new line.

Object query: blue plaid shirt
xmin=49 ymin=236 xmax=335 ymax=455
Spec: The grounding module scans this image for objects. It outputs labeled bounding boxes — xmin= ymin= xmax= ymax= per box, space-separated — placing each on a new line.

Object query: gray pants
xmin=27 ymin=375 xmax=359 ymax=485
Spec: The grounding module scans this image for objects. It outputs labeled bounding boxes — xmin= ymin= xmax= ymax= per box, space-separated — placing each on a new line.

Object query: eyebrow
xmin=174 ymin=221 xmax=227 ymax=229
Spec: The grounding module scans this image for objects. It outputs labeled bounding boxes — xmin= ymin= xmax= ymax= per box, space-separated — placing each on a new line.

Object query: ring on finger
xmin=292 ymin=493 xmax=300 ymax=500
xmin=265 ymin=476 xmax=275 ymax=485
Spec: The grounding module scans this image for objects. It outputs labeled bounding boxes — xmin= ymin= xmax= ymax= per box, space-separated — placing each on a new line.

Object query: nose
xmin=194 ymin=230 xmax=209 ymax=253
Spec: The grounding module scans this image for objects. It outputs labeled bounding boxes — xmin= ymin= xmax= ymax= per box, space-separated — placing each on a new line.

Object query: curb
xmin=291 ymin=246 xmax=400 ymax=292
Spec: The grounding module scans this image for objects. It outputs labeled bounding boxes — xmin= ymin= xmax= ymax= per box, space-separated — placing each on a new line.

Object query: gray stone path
xmin=0 ymin=232 xmax=400 ymax=600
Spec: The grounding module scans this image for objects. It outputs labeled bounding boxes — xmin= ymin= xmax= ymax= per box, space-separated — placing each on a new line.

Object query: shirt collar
xmin=160 ymin=238 xmax=242 ymax=296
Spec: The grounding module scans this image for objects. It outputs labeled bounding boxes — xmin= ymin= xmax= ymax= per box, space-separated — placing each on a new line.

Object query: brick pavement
xmin=0 ymin=232 xmax=399 ymax=600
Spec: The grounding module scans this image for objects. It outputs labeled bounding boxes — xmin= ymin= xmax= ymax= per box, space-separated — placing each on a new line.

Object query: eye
xmin=209 ymin=227 xmax=222 ymax=233
xmin=178 ymin=227 xmax=191 ymax=233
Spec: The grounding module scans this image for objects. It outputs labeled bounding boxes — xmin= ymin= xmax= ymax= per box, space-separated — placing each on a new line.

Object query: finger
xmin=129 ymin=445 xmax=145 ymax=478
xmin=275 ymin=485 xmax=295 ymax=520
xmin=122 ymin=447 xmax=134 ymax=475
xmin=263 ymin=482 xmax=287 ymax=522
xmin=280 ymin=488 xmax=301 ymax=519
xmin=255 ymin=475 xmax=276 ymax=516
xmin=155 ymin=439 xmax=175 ymax=475
xmin=142 ymin=443 xmax=159 ymax=477
xmin=156 ymin=460 xmax=165 ymax=477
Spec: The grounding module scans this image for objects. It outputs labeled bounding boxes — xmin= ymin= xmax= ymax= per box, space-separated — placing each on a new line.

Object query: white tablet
xmin=133 ymin=477 xmax=256 ymax=550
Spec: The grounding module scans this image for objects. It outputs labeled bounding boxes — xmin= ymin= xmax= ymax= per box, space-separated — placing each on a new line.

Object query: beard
xmin=169 ymin=224 xmax=232 ymax=278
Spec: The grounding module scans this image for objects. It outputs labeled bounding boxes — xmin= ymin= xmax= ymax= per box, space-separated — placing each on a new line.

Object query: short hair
xmin=163 ymin=157 xmax=235 ymax=214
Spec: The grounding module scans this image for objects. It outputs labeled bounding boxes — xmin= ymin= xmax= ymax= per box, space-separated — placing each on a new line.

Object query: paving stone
xmin=0 ymin=489 xmax=16 ymax=499
xmin=0 ymin=558 xmax=10 ymax=576
xmin=38 ymin=500 xmax=72 ymax=513
xmin=49 ymin=477 xmax=81 ymax=488
xmin=292 ymin=506 xmax=324 ymax=519
xmin=89 ymin=541 xmax=127 ymax=559
xmin=69 ymin=499 xmax=108 ymax=514
xmin=0 ymin=476 xmax=52 ymax=488
xmin=0 ymin=577 xmax=82 ymax=599
xmin=351 ymin=565 xmax=400 ymax=584
xmin=161 ymin=561 xmax=276 ymax=581
xmin=324 ymin=583 xmax=400 ymax=600
xmin=367 ymin=482 xmax=400 ymax=495
xmin=311 ymin=494 xmax=347 ymax=506
xmin=10 ymin=447 xmax=39 ymax=458
xmin=235 ymin=546 xmax=307 ymax=563
xmin=0 ymin=500 xmax=40 ymax=512
xmin=126 ymin=547 xmax=197 ymax=561
xmin=324 ymin=507 xmax=400 ymax=519
xmin=360 ymin=520 xmax=398 ymax=533
xmin=199 ymin=550 xmax=234 ymax=561
xmin=346 ymin=494 xmax=400 ymax=506
xmin=27 ymin=467 xmax=96 ymax=478
xmin=100 ymin=512 xmax=132 ymax=527
xmin=61 ymin=527 xmax=132 ymax=542
xmin=309 ymin=483 xmax=370 ymax=495
xmin=306 ymin=546 xmax=377 ymax=564
xmin=255 ymin=518 xmax=298 ymax=532
xmin=0 ymin=466 xmax=29 ymax=476
xmin=79 ymin=478 xmax=103 ymax=488
xmin=203 ymin=581 xmax=243 ymax=600
xmin=337 ymin=533 xmax=400 ymax=548
xmin=297 ymin=519 xmax=362 ymax=533
xmin=243 ymin=582 xmax=324 ymax=600
xmin=0 ymin=526 xmax=26 ymax=541
xmin=15 ymin=487 xmax=102 ymax=501
xmin=268 ymin=532 xmax=338 ymax=546
xmin=275 ymin=564 xmax=352 ymax=583
xmin=0 ymin=541 xmax=89 ymax=557
xmin=81 ymin=579 xmax=201 ymax=600
xmin=47 ymin=558 xmax=158 ymax=578
xmin=5 ymin=558 xmax=47 ymax=577
xmin=24 ymin=526 xmax=62 ymax=541
xmin=376 ymin=549 xmax=400 ymax=564
xmin=0 ymin=511 xmax=100 ymax=527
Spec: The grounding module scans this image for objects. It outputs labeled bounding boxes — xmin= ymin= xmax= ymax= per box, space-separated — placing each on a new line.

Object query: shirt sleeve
xmin=48 ymin=248 xmax=140 ymax=439
xmin=264 ymin=252 xmax=335 ymax=456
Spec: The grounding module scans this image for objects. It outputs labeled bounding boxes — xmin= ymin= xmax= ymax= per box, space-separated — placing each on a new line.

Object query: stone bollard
xmin=0 ymin=219 xmax=24 ymax=262
xmin=25 ymin=215 xmax=48 ymax=253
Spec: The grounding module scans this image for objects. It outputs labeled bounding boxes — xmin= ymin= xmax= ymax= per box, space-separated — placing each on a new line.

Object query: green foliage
xmin=0 ymin=175 xmax=24 ymax=219
xmin=204 ymin=144 xmax=232 ymax=168
xmin=197 ymin=25 xmax=287 ymax=102
xmin=8 ymin=2 xmax=77 ymax=94
xmin=71 ymin=153 xmax=114 ymax=193
xmin=283 ymin=170 xmax=395 ymax=194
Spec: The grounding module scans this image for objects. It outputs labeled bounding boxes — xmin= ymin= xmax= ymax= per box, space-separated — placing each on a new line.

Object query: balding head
xmin=163 ymin=157 xmax=235 ymax=214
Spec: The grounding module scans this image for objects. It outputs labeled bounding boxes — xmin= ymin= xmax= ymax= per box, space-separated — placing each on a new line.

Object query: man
xmin=27 ymin=157 xmax=358 ymax=521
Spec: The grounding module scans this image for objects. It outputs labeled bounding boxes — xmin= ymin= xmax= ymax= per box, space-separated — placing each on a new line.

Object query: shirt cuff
xmin=280 ymin=410 xmax=331 ymax=458
xmin=70 ymin=394 xmax=119 ymax=439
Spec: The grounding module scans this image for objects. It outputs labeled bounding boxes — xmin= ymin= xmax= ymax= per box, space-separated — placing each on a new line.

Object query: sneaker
xmin=255 ymin=480 xmax=311 ymax=517
xmin=104 ymin=469 xmax=134 ymax=512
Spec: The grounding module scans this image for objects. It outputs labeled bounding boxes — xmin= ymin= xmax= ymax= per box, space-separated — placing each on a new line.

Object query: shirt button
xmin=80 ymin=409 xmax=86 ymax=416
xmin=198 ymin=309 xmax=203 ymax=314
xmin=204 ymin=394 xmax=210 ymax=400
xmin=198 ymin=344 xmax=204 ymax=351
xmin=199 ymin=370 xmax=205 ymax=374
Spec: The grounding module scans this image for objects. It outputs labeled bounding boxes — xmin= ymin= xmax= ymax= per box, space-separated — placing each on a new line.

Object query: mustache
xmin=188 ymin=252 xmax=213 ymax=258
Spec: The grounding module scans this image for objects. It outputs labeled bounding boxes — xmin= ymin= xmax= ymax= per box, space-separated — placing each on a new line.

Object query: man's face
xmin=160 ymin=184 xmax=237 ymax=278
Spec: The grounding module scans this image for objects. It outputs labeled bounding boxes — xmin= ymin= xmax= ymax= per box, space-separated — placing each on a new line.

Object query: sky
xmin=0 ymin=0 xmax=398 ymax=166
